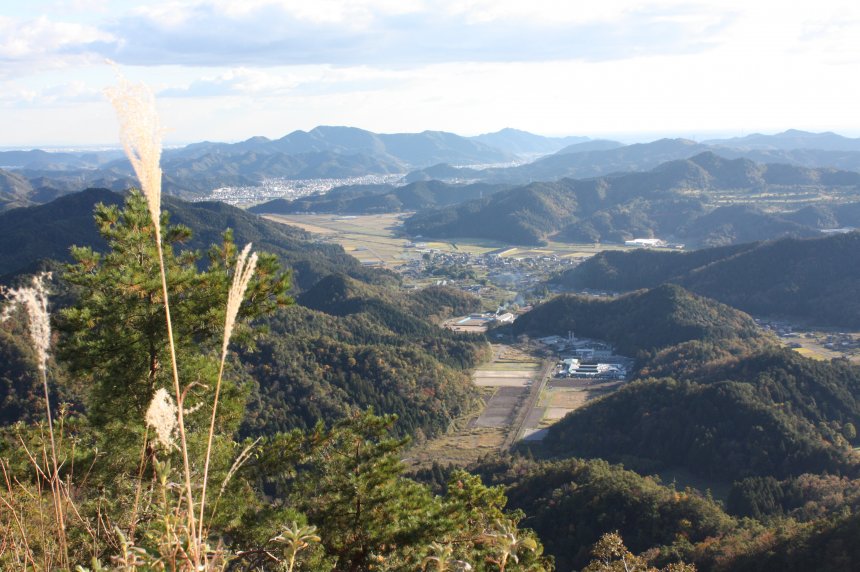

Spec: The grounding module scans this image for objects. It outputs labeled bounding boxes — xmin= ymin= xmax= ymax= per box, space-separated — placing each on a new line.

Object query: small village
xmin=401 ymin=247 xmax=580 ymax=300
xmin=757 ymin=318 xmax=860 ymax=362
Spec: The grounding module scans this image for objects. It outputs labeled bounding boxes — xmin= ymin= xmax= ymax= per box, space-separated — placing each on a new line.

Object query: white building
xmin=624 ymin=238 xmax=667 ymax=247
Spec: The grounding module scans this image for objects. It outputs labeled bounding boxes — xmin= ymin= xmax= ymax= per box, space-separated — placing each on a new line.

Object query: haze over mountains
xmin=402 ymin=152 xmax=860 ymax=247
xmin=409 ymin=131 xmax=860 ymax=185
xmin=5 ymin=127 xmax=860 ymax=213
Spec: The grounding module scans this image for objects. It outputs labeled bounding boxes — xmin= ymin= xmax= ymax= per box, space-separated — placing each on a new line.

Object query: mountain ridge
xmin=403 ymin=152 xmax=860 ymax=246
xmin=555 ymin=231 xmax=860 ymax=327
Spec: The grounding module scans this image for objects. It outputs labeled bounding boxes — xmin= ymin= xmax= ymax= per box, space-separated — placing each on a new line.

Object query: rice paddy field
xmin=264 ymin=213 xmax=416 ymax=266
xmin=406 ymin=343 xmax=628 ymax=465
xmin=263 ymin=213 xmax=637 ymax=267
xmin=781 ymin=332 xmax=860 ymax=363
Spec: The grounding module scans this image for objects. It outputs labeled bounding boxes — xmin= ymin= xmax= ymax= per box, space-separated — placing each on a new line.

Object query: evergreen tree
xmin=58 ymin=191 xmax=290 ymax=432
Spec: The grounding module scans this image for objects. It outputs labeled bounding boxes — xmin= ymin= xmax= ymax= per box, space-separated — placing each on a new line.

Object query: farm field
xmin=472 ymin=353 xmax=541 ymax=429
xmin=781 ymin=333 xmax=860 ymax=363
xmin=264 ymin=212 xmax=639 ymax=267
xmin=521 ymin=379 xmax=625 ymax=441
xmin=473 ymin=364 xmax=541 ymax=388
xmin=405 ymin=345 xmax=542 ymax=466
xmin=404 ymin=425 xmax=507 ymax=469
xmin=407 ymin=344 xmax=628 ymax=464
xmin=264 ymin=213 xmax=415 ymax=267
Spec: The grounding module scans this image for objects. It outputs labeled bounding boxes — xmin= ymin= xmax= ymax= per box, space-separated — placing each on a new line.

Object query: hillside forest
xmin=3 ymin=87 xmax=860 ymax=572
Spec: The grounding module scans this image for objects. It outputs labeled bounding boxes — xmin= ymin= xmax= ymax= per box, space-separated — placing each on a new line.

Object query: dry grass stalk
xmin=128 ymin=427 xmax=150 ymax=544
xmin=1 ymin=272 xmax=69 ymax=567
xmin=106 ymin=73 xmax=199 ymax=565
xmin=210 ymin=436 xmax=262 ymax=521
xmin=199 ymin=244 xmax=258 ymax=539
xmin=0 ymin=459 xmax=38 ymax=569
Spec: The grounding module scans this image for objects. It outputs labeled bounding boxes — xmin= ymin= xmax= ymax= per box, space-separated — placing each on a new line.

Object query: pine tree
xmin=58 ymin=191 xmax=290 ymax=433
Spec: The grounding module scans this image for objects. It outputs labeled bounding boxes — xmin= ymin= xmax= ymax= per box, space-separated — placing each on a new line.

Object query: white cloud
xmin=159 ymin=67 xmax=302 ymax=97
xmin=132 ymin=0 xmax=425 ymax=29
xmin=158 ymin=65 xmax=413 ymax=99
xmin=51 ymin=0 xmax=111 ymax=15
xmin=3 ymin=1 xmax=860 ymax=145
xmin=0 ymin=15 xmax=115 ymax=79
xmin=0 ymin=79 xmax=103 ymax=107
xmin=0 ymin=15 xmax=113 ymax=59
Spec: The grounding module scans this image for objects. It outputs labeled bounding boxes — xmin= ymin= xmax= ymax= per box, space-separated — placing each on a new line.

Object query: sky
xmin=2 ymin=0 xmax=860 ymax=147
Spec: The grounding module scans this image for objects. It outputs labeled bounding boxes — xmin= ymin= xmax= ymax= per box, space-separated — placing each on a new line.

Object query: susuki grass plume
xmin=145 ymin=388 xmax=177 ymax=450
xmin=104 ymin=76 xmax=164 ymax=238
xmin=1 ymin=272 xmax=52 ymax=372
xmin=199 ymin=243 xmax=257 ymax=537
xmin=1 ymin=272 xmax=69 ymax=566
xmin=222 ymin=244 xmax=258 ymax=357
xmin=106 ymin=73 xmax=200 ymax=564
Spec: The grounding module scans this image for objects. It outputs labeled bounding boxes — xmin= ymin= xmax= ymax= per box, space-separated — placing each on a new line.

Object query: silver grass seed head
xmin=1 ymin=273 xmax=52 ymax=372
xmin=145 ymin=387 xmax=177 ymax=449
xmin=104 ymin=74 xmax=164 ymax=237
xmin=222 ymin=243 xmax=258 ymax=356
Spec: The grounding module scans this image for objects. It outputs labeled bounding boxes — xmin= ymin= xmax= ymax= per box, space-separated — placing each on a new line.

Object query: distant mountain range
xmin=403 ymin=152 xmax=860 ymax=246
xmin=0 ymin=187 xmax=384 ymax=291
xmin=469 ymin=128 xmax=589 ymax=157
xmin=6 ymin=128 xmax=860 ymax=213
xmin=0 ymin=127 xmax=568 ymax=208
xmin=406 ymin=134 xmax=860 ymax=185
xmin=703 ymin=129 xmax=860 ymax=152
xmin=166 ymin=125 xmax=516 ymax=167
xmin=249 ymin=180 xmax=511 ymax=215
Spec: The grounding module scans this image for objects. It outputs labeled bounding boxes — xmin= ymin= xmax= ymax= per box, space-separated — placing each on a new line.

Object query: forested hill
xmin=239 ymin=273 xmax=488 ymax=438
xmin=0 ymin=188 xmax=491 ymax=443
xmin=403 ymin=152 xmax=860 ymax=246
xmin=555 ymin=231 xmax=860 ymax=327
xmin=511 ymin=286 xmax=860 ymax=487
xmin=249 ymin=180 xmax=511 ymax=215
xmin=0 ymin=187 xmax=388 ymax=291
xmin=0 ymin=168 xmax=36 ymax=211
xmin=503 ymin=284 xmax=763 ymax=356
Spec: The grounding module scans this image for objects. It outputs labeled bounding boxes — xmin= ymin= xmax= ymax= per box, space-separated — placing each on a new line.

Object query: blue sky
xmin=2 ymin=0 xmax=860 ymax=146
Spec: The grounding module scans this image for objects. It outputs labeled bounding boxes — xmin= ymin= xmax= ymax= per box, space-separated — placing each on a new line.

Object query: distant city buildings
xmin=202 ymin=174 xmax=404 ymax=206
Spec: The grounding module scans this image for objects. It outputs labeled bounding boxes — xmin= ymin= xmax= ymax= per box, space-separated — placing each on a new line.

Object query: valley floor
xmin=405 ymin=343 xmax=623 ymax=469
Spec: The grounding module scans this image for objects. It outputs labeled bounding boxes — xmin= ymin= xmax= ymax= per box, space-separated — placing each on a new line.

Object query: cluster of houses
xmin=756 ymin=318 xmax=860 ymax=357
xmin=399 ymin=249 xmax=578 ymax=293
